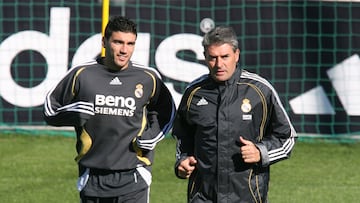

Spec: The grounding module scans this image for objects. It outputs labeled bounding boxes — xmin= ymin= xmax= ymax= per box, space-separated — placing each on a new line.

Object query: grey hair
xmin=202 ymin=26 xmax=239 ymax=52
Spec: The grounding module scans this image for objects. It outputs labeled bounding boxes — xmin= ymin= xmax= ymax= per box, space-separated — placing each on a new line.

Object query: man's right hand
xmin=177 ymin=156 xmax=197 ymax=178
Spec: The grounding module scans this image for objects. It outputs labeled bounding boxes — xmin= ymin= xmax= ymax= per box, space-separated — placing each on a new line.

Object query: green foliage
xmin=1 ymin=134 xmax=360 ymax=203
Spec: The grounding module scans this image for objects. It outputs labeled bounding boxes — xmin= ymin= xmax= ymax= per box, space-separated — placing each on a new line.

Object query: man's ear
xmin=102 ymin=37 xmax=106 ymax=48
xmin=236 ymin=48 xmax=240 ymax=62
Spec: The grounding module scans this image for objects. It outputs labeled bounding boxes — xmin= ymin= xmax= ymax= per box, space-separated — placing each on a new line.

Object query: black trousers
xmin=79 ymin=168 xmax=150 ymax=203
xmin=80 ymin=187 xmax=149 ymax=203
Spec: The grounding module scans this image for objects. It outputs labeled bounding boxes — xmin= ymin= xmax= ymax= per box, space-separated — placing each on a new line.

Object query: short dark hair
xmin=104 ymin=16 xmax=137 ymax=39
xmin=202 ymin=26 xmax=239 ymax=52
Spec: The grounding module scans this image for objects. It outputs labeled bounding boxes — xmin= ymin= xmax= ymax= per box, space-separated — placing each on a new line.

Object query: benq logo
xmin=95 ymin=94 xmax=136 ymax=110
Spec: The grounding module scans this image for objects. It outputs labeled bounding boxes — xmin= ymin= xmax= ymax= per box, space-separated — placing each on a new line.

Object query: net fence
xmin=1 ymin=0 xmax=360 ymax=139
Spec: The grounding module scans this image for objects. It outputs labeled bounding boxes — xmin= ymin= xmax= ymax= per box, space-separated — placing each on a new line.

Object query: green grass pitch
xmin=0 ymin=133 xmax=360 ymax=202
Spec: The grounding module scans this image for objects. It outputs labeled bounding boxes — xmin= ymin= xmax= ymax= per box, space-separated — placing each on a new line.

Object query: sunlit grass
xmin=1 ymin=134 xmax=359 ymax=203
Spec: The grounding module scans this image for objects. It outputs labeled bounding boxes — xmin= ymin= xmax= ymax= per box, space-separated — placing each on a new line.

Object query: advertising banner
xmin=1 ymin=0 xmax=360 ymax=137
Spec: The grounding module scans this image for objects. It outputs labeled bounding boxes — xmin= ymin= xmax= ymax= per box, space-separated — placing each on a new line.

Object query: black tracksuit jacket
xmin=173 ymin=67 xmax=297 ymax=203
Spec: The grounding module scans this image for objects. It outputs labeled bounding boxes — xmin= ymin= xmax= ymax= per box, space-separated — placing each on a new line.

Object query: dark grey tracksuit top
xmin=44 ymin=58 xmax=176 ymax=172
xmin=173 ymin=67 xmax=297 ymax=203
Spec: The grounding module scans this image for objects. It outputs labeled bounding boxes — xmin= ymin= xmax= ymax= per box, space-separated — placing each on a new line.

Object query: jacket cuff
xmin=255 ymin=143 xmax=269 ymax=167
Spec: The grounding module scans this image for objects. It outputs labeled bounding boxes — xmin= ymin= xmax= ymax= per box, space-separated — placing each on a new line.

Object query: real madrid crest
xmin=134 ymin=84 xmax=144 ymax=98
xmin=241 ymin=98 xmax=252 ymax=113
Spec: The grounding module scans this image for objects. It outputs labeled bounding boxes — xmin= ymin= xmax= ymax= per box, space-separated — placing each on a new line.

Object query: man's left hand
xmin=239 ymin=136 xmax=261 ymax=163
